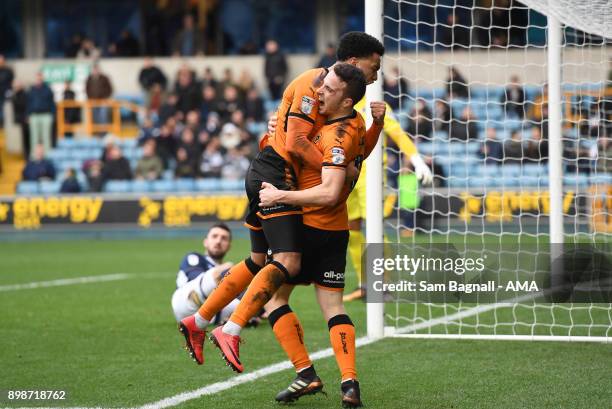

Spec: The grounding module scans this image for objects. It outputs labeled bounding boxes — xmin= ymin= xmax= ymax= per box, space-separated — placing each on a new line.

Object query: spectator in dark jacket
xmin=316 ymin=43 xmax=336 ymax=68
xmin=59 ymin=168 xmax=81 ymax=193
xmin=86 ymin=64 xmax=113 ymax=134
xmin=383 ymin=66 xmax=409 ymax=111
xmin=524 ymin=126 xmax=548 ymax=163
xmin=175 ymin=65 xmax=201 ymax=115
xmin=479 ymin=127 xmax=504 ymax=164
xmin=172 ymin=14 xmax=205 ymax=56
xmin=9 ymin=80 xmax=29 ymax=158
xmin=156 ymin=123 xmax=178 ymax=169
xmin=245 ymin=88 xmax=265 ymax=123
xmin=217 ymin=85 xmax=245 ymax=122
xmin=22 ymin=144 xmax=56 ymax=181
xmin=446 ymin=66 xmax=469 ymax=99
xmin=433 ymin=99 xmax=451 ymax=133
xmin=27 ymin=73 xmax=55 ymax=156
xmin=139 ymin=58 xmax=167 ymax=106
xmin=0 ymin=54 xmax=14 ymax=124
xmin=501 ymin=75 xmax=525 ymax=118
xmin=406 ymin=99 xmax=433 ymax=141
xmin=62 ymin=81 xmax=80 ymax=137
xmin=101 ymin=145 xmax=132 ymax=181
xmin=175 ymin=146 xmax=199 ymax=178
xmin=114 ymin=30 xmax=140 ymax=57
xmin=200 ymin=85 xmax=221 ymax=122
xmin=264 ymin=40 xmax=287 ymax=100
xmin=503 ymin=130 xmax=524 ymax=164
xmin=450 ymin=106 xmax=479 ymax=141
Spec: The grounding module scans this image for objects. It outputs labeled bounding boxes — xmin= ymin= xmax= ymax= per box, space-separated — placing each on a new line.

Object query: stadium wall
xmin=9 ymin=48 xmax=612 ymax=98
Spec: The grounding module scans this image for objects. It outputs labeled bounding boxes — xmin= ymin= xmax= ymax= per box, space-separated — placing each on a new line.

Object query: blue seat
xmin=522 ymin=164 xmax=547 ymax=176
xmin=501 ymin=164 xmax=521 ymax=177
xmin=39 ymin=181 xmax=61 ymax=194
xmin=16 ymin=181 xmax=39 ymax=195
xmin=162 ymin=169 xmax=174 ymax=180
xmin=105 ymin=180 xmax=131 ymax=193
xmin=151 ymin=180 xmax=175 ymax=192
xmin=47 ymin=150 xmax=68 ymax=161
xmin=195 ymin=178 xmax=221 ymax=191
xmin=474 ymin=165 xmax=500 ymax=177
xmin=220 ymin=179 xmax=244 ymax=191
xmin=131 ymin=180 xmax=152 ymax=192
xmin=589 ymin=174 xmax=612 ymax=185
xmin=58 ymin=138 xmax=76 ymax=149
xmin=175 ymin=178 xmax=195 ymax=192
xmin=563 ymin=174 xmax=589 ymax=187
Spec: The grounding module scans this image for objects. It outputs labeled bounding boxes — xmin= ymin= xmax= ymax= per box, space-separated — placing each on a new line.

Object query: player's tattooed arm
xmin=259 ymin=167 xmax=345 ymax=208
xmin=364 ymin=101 xmax=386 ymax=158
xmin=285 ymin=117 xmax=324 ymax=170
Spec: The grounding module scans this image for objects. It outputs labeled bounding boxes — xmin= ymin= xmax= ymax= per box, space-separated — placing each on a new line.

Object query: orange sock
xmin=198 ymin=258 xmax=261 ymax=321
xmin=269 ymin=305 xmax=312 ymax=371
xmin=328 ymin=314 xmax=357 ymax=381
xmin=229 ymin=261 xmax=289 ymax=327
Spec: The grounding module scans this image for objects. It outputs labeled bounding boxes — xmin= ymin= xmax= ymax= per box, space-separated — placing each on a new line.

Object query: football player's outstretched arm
xmin=259 ymin=167 xmax=345 ymax=208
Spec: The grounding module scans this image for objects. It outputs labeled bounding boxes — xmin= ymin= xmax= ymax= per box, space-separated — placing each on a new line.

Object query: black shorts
xmin=244 ymin=146 xmax=302 ymax=254
xmin=287 ymin=225 xmax=349 ymax=291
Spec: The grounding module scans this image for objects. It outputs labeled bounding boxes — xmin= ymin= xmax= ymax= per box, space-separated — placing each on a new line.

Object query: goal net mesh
xmin=380 ymin=0 xmax=611 ymax=339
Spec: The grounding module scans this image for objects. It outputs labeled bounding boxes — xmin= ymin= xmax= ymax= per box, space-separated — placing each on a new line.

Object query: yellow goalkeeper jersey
xmin=348 ymin=99 xmax=420 ymax=221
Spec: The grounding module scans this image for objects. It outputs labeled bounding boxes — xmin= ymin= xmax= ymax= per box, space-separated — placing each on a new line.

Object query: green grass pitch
xmin=1 ymin=237 xmax=611 ymax=408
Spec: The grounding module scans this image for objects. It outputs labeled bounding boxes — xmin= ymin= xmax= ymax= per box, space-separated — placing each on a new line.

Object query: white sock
xmin=194 ymin=312 xmax=210 ymax=329
xmin=222 ymin=320 xmax=242 ymax=336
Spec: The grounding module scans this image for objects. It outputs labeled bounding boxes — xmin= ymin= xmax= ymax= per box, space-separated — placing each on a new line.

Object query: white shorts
xmin=171 ymin=272 xmax=239 ymax=324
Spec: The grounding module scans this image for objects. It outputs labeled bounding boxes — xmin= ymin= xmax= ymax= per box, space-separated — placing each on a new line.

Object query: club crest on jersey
xmin=331 ymin=147 xmax=345 ymax=165
xmin=300 ymin=96 xmax=316 ymax=115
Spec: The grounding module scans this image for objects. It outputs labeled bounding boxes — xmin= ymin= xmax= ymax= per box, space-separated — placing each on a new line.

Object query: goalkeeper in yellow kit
xmin=343 ymin=99 xmax=433 ymax=301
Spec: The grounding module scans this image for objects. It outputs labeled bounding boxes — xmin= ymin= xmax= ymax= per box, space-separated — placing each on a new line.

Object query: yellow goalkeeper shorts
xmin=347 ymin=173 xmax=367 ymax=221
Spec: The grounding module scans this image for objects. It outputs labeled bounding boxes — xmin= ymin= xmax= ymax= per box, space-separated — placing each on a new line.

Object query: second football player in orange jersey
xmin=257 ymin=64 xmax=385 ymax=408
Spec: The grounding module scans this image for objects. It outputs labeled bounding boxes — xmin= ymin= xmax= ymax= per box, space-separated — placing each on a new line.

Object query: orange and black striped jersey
xmin=300 ymin=110 xmax=366 ymax=231
xmin=266 ymin=68 xmax=329 ymax=169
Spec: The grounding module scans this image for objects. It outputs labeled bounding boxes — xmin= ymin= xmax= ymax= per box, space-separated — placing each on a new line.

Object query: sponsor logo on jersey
xmin=187 ymin=254 xmax=200 ymax=266
xmin=300 ymin=96 xmax=316 ymax=115
xmin=331 ymin=147 xmax=345 ymax=165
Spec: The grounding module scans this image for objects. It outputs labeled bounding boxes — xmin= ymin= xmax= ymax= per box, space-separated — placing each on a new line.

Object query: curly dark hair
xmin=336 ymin=31 xmax=385 ymax=61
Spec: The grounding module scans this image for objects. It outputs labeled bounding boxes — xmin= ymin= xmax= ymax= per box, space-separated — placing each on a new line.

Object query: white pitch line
xmin=8 ymin=299 xmax=535 ymax=409
xmin=139 ymin=336 xmax=377 ymax=409
xmin=0 ymin=272 xmax=166 ymax=292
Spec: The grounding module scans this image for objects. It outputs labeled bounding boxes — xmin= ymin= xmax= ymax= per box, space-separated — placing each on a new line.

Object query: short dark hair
xmin=333 ymin=63 xmax=366 ymax=106
xmin=208 ymin=223 xmax=232 ymax=239
xmin=336 ymin=32 xmax=385 ymax=61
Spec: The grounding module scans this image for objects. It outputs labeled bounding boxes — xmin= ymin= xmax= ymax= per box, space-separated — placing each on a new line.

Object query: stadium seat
xmin=151 ymin=180 xmax=175 ymax=192
xmin=473 ymin=165 xmax=500 ymax=177
xmin=563 ymin=174 xmax=589 ymax=187
xmin=16 ymin=181 xmax=39 ymax=195
xmin=589 ymin=174 xmax=612 ymax=185
xmin=522 ymin=164 xmax=547 ymax=176
xmin=131 ymin=180 xmax=152 ymax=192
xmin=219 ymin=179 xmax=244 ymax=191
xmin=175 ymin=178 xmax=196 ymax=192
xmin=39 ymin=181 xmax=61 ymax=194
xmin=500 ymin=164 xmax=521 ymax=177
xmin=104 ymin=180 xmax=131 ymax=193
xmin=58 ymin=138 xmax=76 ymax=149
xmin=195 ymin=178 xmax=221 ymax=191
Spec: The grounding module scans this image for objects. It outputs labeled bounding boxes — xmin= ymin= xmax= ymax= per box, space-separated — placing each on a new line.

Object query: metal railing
xmin=56 ymin=99 xmax=142 ymax=138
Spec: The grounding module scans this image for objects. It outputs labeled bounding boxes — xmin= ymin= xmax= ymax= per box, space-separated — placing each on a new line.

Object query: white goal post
xmin=364 ymin=0 xmax=612 ymax=342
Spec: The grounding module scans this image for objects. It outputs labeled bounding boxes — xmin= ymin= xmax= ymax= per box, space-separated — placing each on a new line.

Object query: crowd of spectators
xmin=2 ymin=44 xmax=610 ymax=194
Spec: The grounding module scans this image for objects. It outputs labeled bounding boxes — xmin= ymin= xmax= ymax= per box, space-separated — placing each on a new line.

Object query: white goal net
xmin=371 ymin=0 xmax=612 ymax=341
